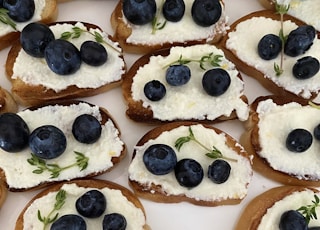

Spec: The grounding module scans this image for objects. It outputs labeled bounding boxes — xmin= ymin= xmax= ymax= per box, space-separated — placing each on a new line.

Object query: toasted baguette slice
xmin=235 ymin=186 xmax=320 ymax=230
xmin=241 ymin=95 xmax=320 ymax=186
xmin=15 ymin=179 xmax=150 ymax=230
xmin=110 ymin=0 xmax=228 ymax=54
xmin=6 ymin=21 xmax=125 ymax=107
xmin=0 ymin=87 xmax=17 ymax=113
xmin=219 ymin=10 xmax=320 ymax=103
xmin=0 ymin=100 xmax=126 ymax=192
xmin=123 ymin=44 xmax=249 ymax=123
xmin=128 ymin=122 xmax=253 ymax=206
xmin=0 ymin=0 xmax=58 ymax=51
xmin=0 ymin=179 xmax=7 ymax=209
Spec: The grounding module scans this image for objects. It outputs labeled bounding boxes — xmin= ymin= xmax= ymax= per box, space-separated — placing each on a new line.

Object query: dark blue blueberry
xmin=309 ymin=227 xmax=320 ymax=230
xmin=143 ymin=144 xmax=177 ymax=175
xmin=103 ymin=213 xmax=127 ymax=230
xmin=314 ymin=124 xmax=320 ymax=141
xmin=76 ymin=189 xmax=106 ymax=218
xmin=208 ymin=159 xmax=231 ymax=184
xmin=279 ymin=210 xmax=307 ymax=230
xmin=144 ymin=80 xmax=166 ymax=101
xmin=174 ymin=158 xmax=204 ymax=188
xmin=191 ymin=0 xmax=222 ymax=27
xmin=44 ymin=39 xmax=81 ymax=75
xmin=72 ymin=114 xmax=102 ymax=144
xmin=29 ymin=125 xmax=66 ymax=159
xmin=3 ymin=0 xmax=35 ymax=22
xmin=258 ymin=34 xmax=282 ymax=60
xmin=80 ymin=41 xmax=108 ymax=66
xmin=50 ymin=214 xmax=86 ymax=230
xmin=292 ymin=56 xmax=319 ymax=80
xmin=0 ymin=113 xmax=29 ymax=152
xmin=202 ymin=68 xmax=231 ymax=96
xmin=123 ymin=0 xmax=156 ymax=25
xmin=20 ymin=22 xmax=55 ymax=58
xmin=286 ymin=128 xmax=313 ymax=153
xmin=166 ymin=65 xmax=191 ymax=86
xmin=162 ymin=0 xmax=185 ymax=22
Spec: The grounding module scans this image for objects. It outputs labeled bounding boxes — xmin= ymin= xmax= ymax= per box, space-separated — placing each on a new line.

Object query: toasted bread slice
xmin=6 ymin=21 xmax=125 ymax=106
xmin=0 ymin=179 xmax=7 ymax=209
xmin=128 ymin=122 xmax=253 ymax=206
xmin=15 ymin=179 xmax=150 ymax=230
xmin=0 ymin=100 xmax=126 ymax=191
xmin=122 ymin=44 xmax=249 ymax=123
xmin=0 ymin=87 xmax=17 ymax=113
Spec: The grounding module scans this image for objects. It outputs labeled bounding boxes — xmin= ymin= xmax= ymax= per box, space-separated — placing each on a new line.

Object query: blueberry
xmin=286 ymin=128 xmax=313 ymax=153
xmin=208 ymin=159 xmax=231 ymax=184
xmin=279 ymin=210 xmax=307 ymax=230
xmin=50 ymin=214 xmax=86 ymax=230
xmin=309 ymin=227 xmax=320 ymax=230
xmin=191 ymin=0 xmax=222 ymax=27
xmin=20 ymin=22 xmax=55 ymax=58
xmin=144 ymin=80 xmax=166 ymax=101
xmin=0 ymin=113 xmax=29 ymax=152
xmin=257 ymin=34 xmax=282 ymax=60
xmin=80 ymin=41 xmax=108 ymax=66
xmin=165 ymin=65 xmax=191 ymax=86
xmin=75 ymin=189 xmax=106 ymax=218
xmin=3 ymin=0 xmax=35 ymax=22
xmin=314 ymin=124 xmax=320 ymax=141
xmin=122 ymin=0 xmax=156 ymax=25
xmin=174 ymin=158 xmax=204 ymax=188
xmin=292 ymin=56 xmax=319 ymax=80
xmin=72 ymin=114 xmax=102 ymax=144
xmin=202 ymin=68 xmax=231 ymax=96
xmin=162 ymin=0 xmax=185 ymax=22
xmin=44 ymin=39 xmax=81 ymax=75
xmin=29 ymin=125 xmax=66 ymax=159
xmin=284 ymin=25 xmax=316 ymax=57
xmin=103 ymin=213 xmax=127 ymax=230
xmin=143 ymin=144 xmax=177 ymax=175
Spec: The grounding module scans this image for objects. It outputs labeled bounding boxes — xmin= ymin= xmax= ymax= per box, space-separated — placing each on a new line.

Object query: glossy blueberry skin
xmin=44 ymin=39 xmax=81 ymax=75
xmin=174 ymin=158 xmax=204 ymax=188
xmin=191 ymin=0 xmax=222 ymax=27
xmin=80 ymin=41 xmax=108 ymax=66
xmin=143 ymin=144 xmax=177 ymax=175
xmin=0 ymin=113 xmax=29 ymax=152
xmin=258 ymin=34 xmax=282 ymax=60
xmin=208 ymin=159 xmax=231 ymax=184
xmin=292 ymin=56 xmax=319 ymax=80
xmin=123 ymin=0 xmax=156 ymax=25
xmin=72 ymin=114 xmax=102 ymax=144
xmin=76 ymin=189 xmax=106 ymax=218
xmin=314 ymin=124 xmax=320 ymax=141
xmin=279 ymin=210 xmax=307 ymax=230
xmin=144 ymin=80 xmax=166 ymax=101
xmin=50 ymin=214 xmax=86 ymax=230
xmin=103 ymin=213 xmax=127 ymax=230
xmin=20 ymin=22 xmax=55 ymax=58
xmin=163 ymin=0 xmax=185 ymax=22
xmin=29 ymin=125 xmax=67 ymax=159
xmin=202 ymin=68 xmax=231 ymax=96
xmin=286 ymin=128 xmax=313 ymax=153
xmin=3 ymin=0 xmax=35 ymax=22
xmin=166 ymin=64 xmax=191 ymax=86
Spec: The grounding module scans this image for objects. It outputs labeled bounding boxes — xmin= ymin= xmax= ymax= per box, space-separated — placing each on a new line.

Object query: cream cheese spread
xmin=22 ymin=183 xmax=146 ymax=230
xmin=0 ymin=103 xmax=124 ymax=189
xmin=226 ymin=16 xmax=320 ymax=99
xmin=128 ymin=124 xmax=252 ymax=202
xmin=12 ymin=22 xmax=125 ymax=92
xmin=131 ymin=44 xmax=249 ymax=121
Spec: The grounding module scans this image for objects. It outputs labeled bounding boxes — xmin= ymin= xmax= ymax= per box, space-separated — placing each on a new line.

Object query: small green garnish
xmin=297 ymin=194 xmax=320 ymax=224
xmin=151 ymin=0 xmax=166 ymax=34
xmin=27 ymin=151 xmax=89 ymax=178
xmin=309 ymin=101 xmax=320 ymax=109
xmin=0 ymin=8 xmax=17 ymax=30
xmin=175 ymin=127 xmax=237 ymax=162
xmin=37 ymin=189 xmax=66 ymax=230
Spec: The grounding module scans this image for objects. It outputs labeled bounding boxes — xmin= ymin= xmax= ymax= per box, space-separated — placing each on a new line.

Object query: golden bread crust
xmin=0 ymin=179 xmax=7 ymax=209
xmin=0 ymin=87 xmax=18 ymax=113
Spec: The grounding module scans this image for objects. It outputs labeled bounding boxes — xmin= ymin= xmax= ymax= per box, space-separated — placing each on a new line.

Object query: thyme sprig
xmin=175 ymin=127 xmax=237 ymax=162
xmin=27 ymin=151 xmax=89 ymax=178
xmin=297 ymin=194 xmax=320 ymax=224
xmin=151 ymin=0 xmax=166 ymax=34
xmin=37 ymin=189 xmax=66 ymax=230
xmin=0 ymin=8 xmax=16 ymax=30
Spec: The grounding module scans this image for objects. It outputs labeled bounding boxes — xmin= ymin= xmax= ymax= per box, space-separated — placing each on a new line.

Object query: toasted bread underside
xmin=0 ymin=179 xmax=7 ymax=209
xmin=0 ymin=87 xmax=18 ymax=113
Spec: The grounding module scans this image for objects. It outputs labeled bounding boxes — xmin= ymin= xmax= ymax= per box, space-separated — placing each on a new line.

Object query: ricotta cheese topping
xmin=12 ymin=22 xmax=125 ymax=92
xmin=0 ymin=103 xmax=124 ymax=189
xmin=128 ymin=124 xmax=252 ymax=202
xmin=257 ymin=99 xmax=320 ymax=180
xmin=226 ymin=16 xmax=320 ymax=99
xmin=131 ymin=44 xmax=249 ymax=121
xmin=22 ymin=183 xmax=146 ymax=230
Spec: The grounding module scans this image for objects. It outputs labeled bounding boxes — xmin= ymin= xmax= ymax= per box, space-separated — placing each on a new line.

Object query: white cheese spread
xmin=131 ymin=44 xmax=249 ymax=121
xmin=128 ymin=124 xmax=252 ymax=202
xmin=22 ymin=183 xmax=146 ymax=230
xmin=0 ymin=103 xmax=124 ymax=189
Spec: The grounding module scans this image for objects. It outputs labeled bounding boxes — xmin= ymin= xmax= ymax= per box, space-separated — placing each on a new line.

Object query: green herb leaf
xmin=297 ymin=194 xmax=320 ymax=224
xmin=0 ymin=8 xmax=16 ymax=30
